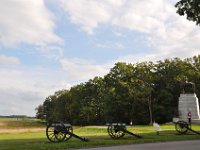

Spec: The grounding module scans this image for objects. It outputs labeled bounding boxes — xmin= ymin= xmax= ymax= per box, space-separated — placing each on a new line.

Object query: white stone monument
xmin=178 ymin=80 xmax=200 ymax=123
xmin=178 ymin=94 xmax=200 ymax=120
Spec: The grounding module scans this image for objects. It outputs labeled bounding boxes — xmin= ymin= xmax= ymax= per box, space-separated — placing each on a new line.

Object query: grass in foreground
xmin=1 ymin=118 xmax=200 ymax=150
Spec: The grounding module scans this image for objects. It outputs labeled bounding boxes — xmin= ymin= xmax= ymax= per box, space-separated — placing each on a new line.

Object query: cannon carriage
xmin=175 ymin=120 xmax=200 ymax=135
xmin=46 ymin=121 xmax=88 ymax=142
xmin=106 ymin=123 xmax=142 ymax=139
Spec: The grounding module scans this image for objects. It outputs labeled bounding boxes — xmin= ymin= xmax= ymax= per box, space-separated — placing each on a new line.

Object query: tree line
xmin=35 ymin=55 xmax=200 ymax=125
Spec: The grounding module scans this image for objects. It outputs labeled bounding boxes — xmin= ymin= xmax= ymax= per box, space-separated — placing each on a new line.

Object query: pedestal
xmin=178 ymin=94 xmax=200 ymax=121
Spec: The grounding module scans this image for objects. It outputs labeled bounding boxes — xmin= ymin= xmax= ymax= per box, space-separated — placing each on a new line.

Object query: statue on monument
xmin=181 ymin=77 xmax=195 ymax=94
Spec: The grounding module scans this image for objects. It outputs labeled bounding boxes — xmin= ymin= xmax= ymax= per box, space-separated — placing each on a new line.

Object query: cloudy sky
xmin=0 ymin=0 xmax=200 ymax=116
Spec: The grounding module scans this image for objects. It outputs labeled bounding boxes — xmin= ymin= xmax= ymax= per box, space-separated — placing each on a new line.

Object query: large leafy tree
xmin=78 ymin=77 xmax=106 ymax=125
xmin=104 ymin=62 xmax=133 ymax=123
xmin=175 ymin=0 xmax=200 ymax=25
xmin=104 ymin=62 xmax=151 ymax=124
xmin=134 ymin=62 xmax=155 ymax=124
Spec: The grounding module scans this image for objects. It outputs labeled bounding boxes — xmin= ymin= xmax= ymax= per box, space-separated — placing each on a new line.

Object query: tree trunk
xmin=148 ymin=96 xmax=153 ymax=125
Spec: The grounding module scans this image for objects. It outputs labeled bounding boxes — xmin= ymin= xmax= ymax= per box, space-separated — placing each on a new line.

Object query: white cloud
xmin=0 ymin=55 xmax=20 ymax=65
xmin=0 ymin=67 xmax=71 ymax=116
xmin=60 ymin=58 xmax=110 ymax=81
xmin=59 ymin=0 xmax=200 ymax=59
xmin=59 ymin=0 xmax=168 ymax=34
xmin=96 ymin=42 xmax=125 ymax=50
xmin=38 ymin=45 xmax=64 ymax=59
xmin=59 ymin=0 xmax=123 ymax=34
xmin=0 ymin=0 xmax=61 ymax=47
xmin=0 ymin=88 xmax=42 ymax=116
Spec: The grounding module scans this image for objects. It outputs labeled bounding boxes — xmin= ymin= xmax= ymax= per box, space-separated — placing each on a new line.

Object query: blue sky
xmin=0 ymin=0 xmax=200 ymax=116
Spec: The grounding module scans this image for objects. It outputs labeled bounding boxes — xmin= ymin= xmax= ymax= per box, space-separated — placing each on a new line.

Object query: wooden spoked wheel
xmin=175 ymin=120 xmax=189 ymax=134
xmin=46 ymin=121 xmax=66 ymax=142
xmin=107 ymin=125 xmax=125 ymax=139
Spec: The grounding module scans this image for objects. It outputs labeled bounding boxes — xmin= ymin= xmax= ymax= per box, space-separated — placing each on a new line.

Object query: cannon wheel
xmin=107 ymin=125 xmax=125 ymax=139
xmin=175 ymin=120 xmax=189 ymax=134
xmin=46 ymin=121 xmax=66 ymax=142
xmin=64 ymin=126 xmax=73 ymax=141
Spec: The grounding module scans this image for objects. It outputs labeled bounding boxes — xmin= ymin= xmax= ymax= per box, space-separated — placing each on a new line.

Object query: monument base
xmin=190 ymin=119 xmax=200 ymax=124
xmin=173 ymin=117 xmax=200 ymax=124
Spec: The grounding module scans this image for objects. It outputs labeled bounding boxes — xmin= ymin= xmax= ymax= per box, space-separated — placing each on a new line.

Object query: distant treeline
xmin=36 ymin=55 xmax=200 ymax=125
xmin=0 ymin=115 xmax=35 ymax=118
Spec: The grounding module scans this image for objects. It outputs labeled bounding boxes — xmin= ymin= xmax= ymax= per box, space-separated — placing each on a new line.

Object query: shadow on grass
xmin=1 ymin=131 xmax=200 ymax=150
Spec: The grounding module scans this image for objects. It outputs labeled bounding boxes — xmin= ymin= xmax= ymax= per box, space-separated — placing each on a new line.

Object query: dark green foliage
xmin=175 ymin=0 xmax=200 ymax=25
xmin=153 ymin=90 xmax=174 ymax=123
xmin=36 ymin=55 xmax=200 ymax=125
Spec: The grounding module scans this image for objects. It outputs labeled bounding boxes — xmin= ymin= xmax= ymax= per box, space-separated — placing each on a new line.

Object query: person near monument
xmin=187 ymin=111 xmax=192 ymax=127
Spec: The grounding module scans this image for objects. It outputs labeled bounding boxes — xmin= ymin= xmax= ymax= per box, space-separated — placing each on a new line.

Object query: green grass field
xmin=1 ymin=118 xmax=200 ymax=150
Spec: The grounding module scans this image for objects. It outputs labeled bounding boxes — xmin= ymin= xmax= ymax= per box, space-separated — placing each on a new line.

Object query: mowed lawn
xmin=1 ymin=118 xmax=200 ymax=150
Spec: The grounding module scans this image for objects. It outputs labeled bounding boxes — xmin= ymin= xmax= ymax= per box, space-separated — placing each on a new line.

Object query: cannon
xmin=175 ymin=120 xmax=200 ymax=135
xmin=107 ymin=123 xmax=142 ymax=139
xmin=46 ymin=121 xmax=88 ymax=142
